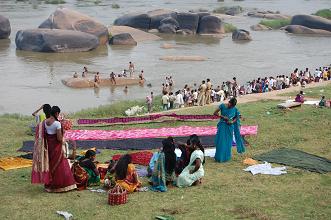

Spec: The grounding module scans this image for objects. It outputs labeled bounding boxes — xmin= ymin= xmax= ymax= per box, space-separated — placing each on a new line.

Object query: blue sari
xmin=214 ymin=103 xmax=245 ymax=162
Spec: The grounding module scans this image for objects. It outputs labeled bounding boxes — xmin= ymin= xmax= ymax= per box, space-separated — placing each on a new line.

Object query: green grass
xmin=224 ymin=23 xmax=237 ymax=33
xmin=281 ymin=84 xmax=331 ymax=99
xmin=259 ymin=18 xmax=291 ymax=29
xmin=0 ymin=98 xmax=331 ymax=219
xmin=313 ymin=9 xmax=331 ymax=20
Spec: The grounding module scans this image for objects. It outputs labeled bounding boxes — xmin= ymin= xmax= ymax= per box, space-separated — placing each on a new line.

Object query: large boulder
xmin=291 ymin=15 xmax=331 ymax=32
xmin=15 ymin=29 xmax=99 ymax=52
xmin=109 ymin=26 xmax=161 ymax=42
xmin=148 ymin=9 xmax=177 ymax=29
xmin=285 ymin=25 xmax=331 ymax=36
xmin=109 ymin=33 xmax=137 ymax=45
xmin=38 ymin=8 xmax=108 ymax=45
xmin=160 ymin=17 xmax=179 ymax=28
xmin=250 ymin=24 xmax=272 ymax=31
xmin=0 ymin=15 xmax=11 ymax=39
xmin=197 ymin=15 xmax=223 ymax=34
xmin=176 ymin=12 xmax=199 ymax=34
xmin=113 ymin=13 xmax=151 ymax=29
xmin=232 ymin=29 xmax=252 ymax=41
xmin=158 ymin=24 xmax=177 ymax=34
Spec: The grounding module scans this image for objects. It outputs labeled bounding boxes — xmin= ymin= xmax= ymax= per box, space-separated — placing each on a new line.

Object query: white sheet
xmin=243 ymin=162 xmax=287 ymax=175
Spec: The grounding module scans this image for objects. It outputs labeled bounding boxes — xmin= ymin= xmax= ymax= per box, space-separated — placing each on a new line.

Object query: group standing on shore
xmin=154 ymin=65 xmax=331 ymax=112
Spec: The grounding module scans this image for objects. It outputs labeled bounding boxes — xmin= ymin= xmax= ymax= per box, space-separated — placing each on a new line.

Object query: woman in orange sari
xmin=113 ymin=154 xmax=141 ymax=193
xmin=31 ymin=106 xmax=76 ymax=192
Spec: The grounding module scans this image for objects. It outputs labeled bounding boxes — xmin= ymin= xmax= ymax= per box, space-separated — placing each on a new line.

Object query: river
xmin=0 ymin=0 xmax=330 ymax=114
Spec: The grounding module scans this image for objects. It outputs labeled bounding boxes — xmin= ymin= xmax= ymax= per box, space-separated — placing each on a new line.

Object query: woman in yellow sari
xmin=114 ymin=154 xmax=141 ymax=193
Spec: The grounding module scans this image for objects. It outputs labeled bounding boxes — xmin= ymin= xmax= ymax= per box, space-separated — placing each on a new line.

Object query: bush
xmin=224 ymin=23 xmax=237 ymax=33
xmin=112 ymin=3 xmax=120 ymax=9
xmin=44 ymin=0 xmax=66 ymax=4
xmin=259 ymin=18 xmax=291 ymax=29
xmin=213 ymin=6 xmax=242 ymax=14
xmin=313 ymin=9 xmax=331 ymax=19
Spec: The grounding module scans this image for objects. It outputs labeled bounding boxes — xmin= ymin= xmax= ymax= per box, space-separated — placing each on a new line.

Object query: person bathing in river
xmin=82 ymin=67 xmax=88 ymax=77
xmin=122 ymin=69 xmax=127 ymax=77
xmin=139 ymin=70 xmax=144 ymax=80
xmin=94 ymin=72 xmax=100 ymax=87
xmin=129 ymin=61 xmax=134 ymax=77
xmin=110 ymin=72 xmax=116 ymax=85
xmin=73 ymin=72 xmax=78 ymax=78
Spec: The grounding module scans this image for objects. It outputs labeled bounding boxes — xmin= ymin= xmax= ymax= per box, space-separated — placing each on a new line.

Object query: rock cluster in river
xmin=247 ymin=10 xmax=291 ymax=20
xmin=39 ymin=7 xmax=109 ymax=45
xmin=15 ymin=7 xmax=108 ymax=52
xmin=114 ymin=9 xmax=224 ymax=35
xmin=286 ymin=15 xmax=331 ymax=36
xmin=0 ymin=15 xmax=11 ymax=39
xmin=15 ymin=29 xmax=99 ymax=52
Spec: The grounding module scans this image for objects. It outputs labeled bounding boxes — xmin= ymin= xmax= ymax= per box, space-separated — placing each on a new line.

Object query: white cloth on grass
xmin=243 ymin=162 xmax=287 ymax=175
xmin=56 ymin=211 xmax=73 ymax=220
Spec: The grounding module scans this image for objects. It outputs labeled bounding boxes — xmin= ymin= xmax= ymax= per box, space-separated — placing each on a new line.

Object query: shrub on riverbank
xmin=224 ymin=23 xmax=237 ymax=33
xmin=313 ymin=9 xmax=331 ymax=20
xmin=259 ymin=18 xmax=291 ymax=29
xmin=44 ymin=0 xmax=66 ymax=4
xmin=112 ymin=3 xmax=120 ymax=9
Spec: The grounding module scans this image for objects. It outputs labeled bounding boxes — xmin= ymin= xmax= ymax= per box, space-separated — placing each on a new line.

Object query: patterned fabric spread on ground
xmin=0 ymin=157 xmax=33 ymax=171
xmin=77 ymin=114 xmax=219 ymax=125
xmin=64 ymin=126 xmax=258 ymax=141
xmin=254 ymin=148 xmax=331 ymax=174
xmin=112 ymin=151 xmax=153 ymax=166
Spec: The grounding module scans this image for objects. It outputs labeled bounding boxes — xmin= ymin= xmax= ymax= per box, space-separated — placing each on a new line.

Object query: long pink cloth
xmin=64 ymin=125 xmax=258 ymax=141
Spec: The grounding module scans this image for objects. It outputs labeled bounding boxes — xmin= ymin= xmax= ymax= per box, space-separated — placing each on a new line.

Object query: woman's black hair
xmin=43 ymin=104 xmax=51 ymax=118
xmin=51 ymin=106 xmax=61 ymax=121
xmin=85 ymin=150 xmax=96 ymax=159
xmin=115 ymin=154 xmax=132 ymax=180
xmin=189 ymin=134 xmax=204 ymax=154
xmin=162 ymin=138 xmax=176 ymax=174
xmin=229 ymin=98 xmax=237 ymax=107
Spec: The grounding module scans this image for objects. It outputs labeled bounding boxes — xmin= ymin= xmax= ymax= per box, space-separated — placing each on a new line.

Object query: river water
xmin=0 ymin=0 xmax=330 ymax=114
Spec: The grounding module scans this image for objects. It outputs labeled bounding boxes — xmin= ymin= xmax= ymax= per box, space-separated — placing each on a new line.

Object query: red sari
xmin=32 ymin=122 xmax=76 ymax=192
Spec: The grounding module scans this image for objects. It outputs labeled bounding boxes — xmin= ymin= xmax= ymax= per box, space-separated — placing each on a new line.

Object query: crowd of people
xmin=155 ymin=66 xmax=331 ymax=110
xmin=30 ymin=102 xmax=207 ymax=192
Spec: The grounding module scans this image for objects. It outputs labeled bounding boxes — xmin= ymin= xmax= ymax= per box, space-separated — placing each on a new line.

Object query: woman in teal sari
xmin=214 ymin=98 xmax=245 ymax=162
xmin=149 ymin=138 xmax=176 ymax=192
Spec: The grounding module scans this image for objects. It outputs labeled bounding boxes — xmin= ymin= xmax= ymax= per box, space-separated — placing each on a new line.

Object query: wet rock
xmin=176 ymin=29 xmax=194 ymax=35
xmin=109 ymin=33 xmax=137 ymax=45
xmin=247 ymin=11 xmax=291 ymax=19
xmin=158 ymin=24 xmax=177 ymax=34
xmin=291 ymin=14 xmax=331 ymax=32
xmin=176 ymin=12 xmax=199 ymax=34
xmin=148 ymin=9 xmax=177 ymax=29
xmin=109 ymin=26 xmax=161 ymax=42
xmin=232 ymin=29 xmax=252 ymax=41
xmin=114 ymin=13 xmax=151 ymax=29
xmin=15 ymin=29 xmax=99 ymax=52
xmin=197 ymin=15 xmax=223 ymax=34
xmin=160 ymin=17 xmax=179 ymax=28
xmin=225 ymin=6 xmax=243 ymax=16
xmin=39 ymin=8 xmax=109 ymax=45
xmin=0 ymin=15 xmax=11 ymax=39
xmin=285 ymin=25 xmax=331 ymax=36
xmin=250 ymin=24 xmax=272 ymax=31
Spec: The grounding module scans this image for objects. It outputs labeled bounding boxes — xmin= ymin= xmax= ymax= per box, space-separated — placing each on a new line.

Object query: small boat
xmin=62 ymin=76 xmax=145 ymax=88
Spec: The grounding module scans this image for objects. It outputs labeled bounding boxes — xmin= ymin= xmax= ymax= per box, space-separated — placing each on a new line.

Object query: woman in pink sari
xmin=32 ymin=106 xmax=76 ymax=192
